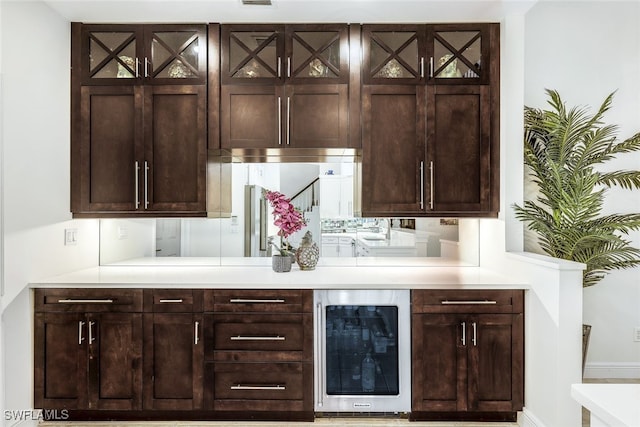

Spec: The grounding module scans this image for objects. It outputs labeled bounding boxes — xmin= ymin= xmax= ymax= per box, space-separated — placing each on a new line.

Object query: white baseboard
xmin=583 ymin=362 xmax=640 ymax=379
xmin=520 ymin=408 xmax=549 ymax=427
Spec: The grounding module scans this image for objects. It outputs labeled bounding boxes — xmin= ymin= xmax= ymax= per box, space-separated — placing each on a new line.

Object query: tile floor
xmin=38 ymin=378 xmax=640 ymax=427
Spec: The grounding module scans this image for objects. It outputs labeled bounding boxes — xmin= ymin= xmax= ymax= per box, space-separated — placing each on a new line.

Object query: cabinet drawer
xmin=143 ymin=289 xmax=203 ymax=312
xmin=205 ymin=290 xmax=312 ymax=313
xmin=34 ymin=289 xmax=143 ymax=312
xmin=213 ymin=317 xmax=304 ymax=352
xmin=213 ymin=362 xmax=304 ymax=402
xmin=412 ymin=290 xmax=523 ymax=314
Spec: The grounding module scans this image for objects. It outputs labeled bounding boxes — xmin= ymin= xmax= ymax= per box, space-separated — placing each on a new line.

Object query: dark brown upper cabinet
xmin=360 ymin=23 xmax=499 ymax=217
xmin=80 ymin=24 xmax=207 ymax=85
xmin=220 ymin=24 xmax=353 ymax=150
xmin=362 ymin=23 xmax=492 ymax=86
xmin=71 ymin=23 xmax=208 ymax=217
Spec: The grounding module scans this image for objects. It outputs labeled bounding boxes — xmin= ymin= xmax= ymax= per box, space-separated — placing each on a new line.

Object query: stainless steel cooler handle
xmin=229 ymin=298 xmax=285 ymax=304
xmin=316 ymin=302 xmax=324 ymax=408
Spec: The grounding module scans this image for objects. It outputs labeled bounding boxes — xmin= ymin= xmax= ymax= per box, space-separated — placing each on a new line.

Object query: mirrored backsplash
xmin=99 ymin=162 xmax=479 ymax=267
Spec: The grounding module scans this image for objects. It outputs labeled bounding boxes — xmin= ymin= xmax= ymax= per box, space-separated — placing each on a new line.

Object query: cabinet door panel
xmin=88 ymin=313 xmax=142 ymax=410
xmin=427 ymin=85 xmax=491 ymax=213
xmin=221 ymin=85 xmax=280 ymax=149
xmin=286 ymin=25 xmax=349 ymax=84
xmin=80 ymin=24 xmax=143 ymax=85
xmin=145 ymin=85 xmax=206 ymax=212
xmin=144 ymin=24 xmax=207 ymax=85
xmin=79 ymin=86 xmax=142 ymax=212
xmin=412 ymin=313 xmax=466 ymax=412
xmin=34 ymin=313 xmax=87 ymax=409
xmin=143 ymin=313 xmax=203 ymax=410
xmin=287 ymin=84 xmax=348 ymax=148
xmin=362 ymin=85 xmax=426 ymax=215
xmin=468 ymin=313 xmax=524 ymax=412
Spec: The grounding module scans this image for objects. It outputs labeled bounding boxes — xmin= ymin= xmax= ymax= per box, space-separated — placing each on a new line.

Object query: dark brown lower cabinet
xmin=143 ymin=313 xmax=204 ymax=410
xmin=34 ymin=311 xmax=143 ymax=411
xmin=411 ymin=290 xmax=524 ymax=422
xmin=34 ymin=288 xmax=312 ymax=421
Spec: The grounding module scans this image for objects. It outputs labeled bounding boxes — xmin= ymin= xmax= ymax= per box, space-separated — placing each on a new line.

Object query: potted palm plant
xmin=513 ymin=89 xmax=640 ymax=373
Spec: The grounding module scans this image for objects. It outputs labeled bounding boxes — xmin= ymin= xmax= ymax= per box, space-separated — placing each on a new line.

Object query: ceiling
xmin=39 ymin=0 xmax=538 ymax=23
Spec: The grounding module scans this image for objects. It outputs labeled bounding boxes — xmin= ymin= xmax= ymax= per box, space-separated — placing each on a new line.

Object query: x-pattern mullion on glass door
xmin=433 ymin=32 xmax=481 ymax=77
xmin=370 ymin=33 xmax=419 ymax=78
xmin=229 ymin=33 xmax=279 ymax=78
xmin=89 ymin=33 xmax=137 ymax=78
xmin=151 ymin=33 xmax=200 ymax=77
xmin=291 ymin=32 xmax=340 ymax=77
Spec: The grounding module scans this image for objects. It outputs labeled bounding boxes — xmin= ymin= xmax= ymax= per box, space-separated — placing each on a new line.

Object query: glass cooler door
xmin=325 ymin=305 xmax=399 ymax=396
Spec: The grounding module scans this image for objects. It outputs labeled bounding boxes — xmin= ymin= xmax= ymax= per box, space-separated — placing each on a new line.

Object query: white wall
xmin=524 ymin=1 xmax=640 ymax=378
xmin=0 ymin=1 xmax=100 ymax=422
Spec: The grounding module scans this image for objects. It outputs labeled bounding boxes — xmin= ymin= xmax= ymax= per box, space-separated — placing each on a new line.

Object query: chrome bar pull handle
xmin=278 ymin=97 xmax=282 ymax=145
xmin=461 ymin=322 xmax=466 ymax=346
xmin=287 ymin=57 xmax=291 ymax=78
xmin=429 ymin=57 xmax=434 ymax=78
xmin=230 ymin=335 xmax=285 ymax=341
xmin=134 ymin=161 xmax=140 ymax=209
xmin=59 ymin=299 xmax=114 ymax=304
xmin=159 ymin=299 xmax=183 ymax=303
xmin=277 ymin=57 xmax=282 ymax=78
xmin=144 ymin=57 xmax=150 ymax=78
xmin=316 ymin=302 xmax=324 ymax=408
xmin=89 ymin=321 xmax=96 ymax=345
xmin=472 ymin=322 xmax=477 ymax=346
xmin=194 ymin=321 xmax=200 ymax=345
xmin=230 ymin=298 xmax=285 ymax=304
xmin=78 ymin=321 xmax=85 ymax=345
xmin=231 ymin=384 xmax=285 ymax=391
xmin=286 ymin=96 xmax=291 ymax=145
xmin=429 ymin=161 xmax=434 ymax=210
xmin=420 ymin=57 xmax=425 ymax=78
xmin=144 ymin=161 xmax=149 ymax=209
xmin=135 ymin=57 xmax=140 ymax=78
xmin=442 ymin=300 xmax=497 ymax=305
xmin=419 ymin=161 xmax=425 ymax=209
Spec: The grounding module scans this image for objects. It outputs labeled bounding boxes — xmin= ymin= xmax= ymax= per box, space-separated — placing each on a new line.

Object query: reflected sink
xmin=362 ymin=236 xmax=386 ymax=241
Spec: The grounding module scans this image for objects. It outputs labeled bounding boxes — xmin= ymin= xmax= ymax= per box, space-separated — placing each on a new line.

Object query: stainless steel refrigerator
xmin=244 ymin=185 xmax=269 ymax=257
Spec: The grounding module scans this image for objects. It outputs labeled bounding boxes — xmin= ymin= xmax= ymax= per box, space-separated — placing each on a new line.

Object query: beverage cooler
xmin=314 ymin=290 xmax=411 ymax=413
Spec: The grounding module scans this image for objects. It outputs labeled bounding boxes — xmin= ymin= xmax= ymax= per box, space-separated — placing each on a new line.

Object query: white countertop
xmin=571 ymin=383 xmax=640 ymax=427
xmin=29 ymin=258 xmax=527 ymax=289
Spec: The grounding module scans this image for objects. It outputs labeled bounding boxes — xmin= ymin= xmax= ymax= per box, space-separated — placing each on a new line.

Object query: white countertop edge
xmin=506 ymin=251 xmax=586 ymax=271
xmin=29 ymin=264 xmax=528 ymax=289
xmin=571 ymin=383 xmax=640 ymax=427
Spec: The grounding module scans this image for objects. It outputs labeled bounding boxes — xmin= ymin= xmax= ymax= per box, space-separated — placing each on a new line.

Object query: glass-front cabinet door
xmin=362 ymin=25 xmax=425 ymax=85
xmin=144 ymin=25 xmax=207 ymax=84
xmin=81 ymin=24 xmax=206 ymax=85
xmin=427 ymin=24 xmax=491 ymax=84
xmin=221 ymin=24 xmax=348 ymax=85
xmin=286 ymin=25 xmax=349 ymax=84
xmin=221 ymin=25 xmax=285 ymax=84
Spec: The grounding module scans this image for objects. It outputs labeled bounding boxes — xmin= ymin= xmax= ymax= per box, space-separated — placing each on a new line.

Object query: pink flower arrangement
xmin=264 ymin=190 xmax=307 ymax=255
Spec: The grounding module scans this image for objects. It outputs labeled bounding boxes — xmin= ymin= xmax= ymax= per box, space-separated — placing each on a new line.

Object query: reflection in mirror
xmin=99 ymin=161 xmax=478 ymax=266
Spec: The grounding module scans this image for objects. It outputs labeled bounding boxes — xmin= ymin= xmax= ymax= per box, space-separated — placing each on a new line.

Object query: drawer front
xmin=213 ymin=362 xmax=304 ymax=401
xmin=412 ymin=289 xmax=524 ymax=314
xmin=205 ymin=290 xmax=312 ymax=313
xmin=34 ymin=289 xmax=143 ymax=312
xmin=143 ymin=289 xmax=203 ymax=312
xmin=213 ymin=319 xmax=304 ymax=352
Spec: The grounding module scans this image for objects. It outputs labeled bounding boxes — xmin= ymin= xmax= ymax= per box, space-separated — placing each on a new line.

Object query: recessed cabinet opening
xmin=98 ymin=161 xmax=479 ymax=267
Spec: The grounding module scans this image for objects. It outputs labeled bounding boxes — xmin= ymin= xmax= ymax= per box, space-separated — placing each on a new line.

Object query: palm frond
xmin=517 ymin=90 xmax=640 ymax=287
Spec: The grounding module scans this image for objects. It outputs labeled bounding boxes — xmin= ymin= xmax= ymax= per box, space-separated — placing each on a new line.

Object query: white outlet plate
xmin=634 ymin=327 xmax=640 ymax=342
xmin=64 ymin=228 xmax=78 ymax=246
